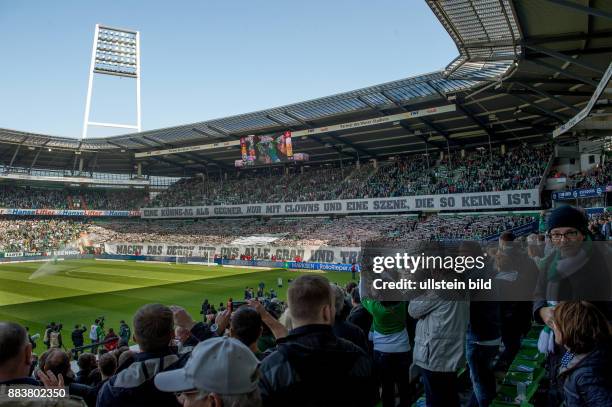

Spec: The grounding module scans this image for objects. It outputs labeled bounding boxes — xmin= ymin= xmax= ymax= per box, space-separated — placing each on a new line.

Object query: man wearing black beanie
xmin=532 ymin=205 xmax=612 ymax=406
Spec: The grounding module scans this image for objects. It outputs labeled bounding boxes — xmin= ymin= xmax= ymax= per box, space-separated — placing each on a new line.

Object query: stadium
xmin=0 ymin=1 xmax=611 ymax=406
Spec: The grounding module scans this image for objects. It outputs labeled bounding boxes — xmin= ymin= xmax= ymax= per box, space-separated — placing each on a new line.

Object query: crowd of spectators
xmin=588 ymin=211 xmax=612 ymax=241
xmin=149 ymin=144 xmax=552 ymax=207
xmin=0 ymin=186 xmax=147 ymax=210
xmin=0 ymin=214 xmax=539 ymax=254
xmin=566 ymin=160 xmax=612 ymax=190
xmin=1 ymin=205 xmax=611 ymax=406
xmin=402 ymin=215 xmax=536 ymax=241
xmin=0 ymin=219 xmax=87 ymax=253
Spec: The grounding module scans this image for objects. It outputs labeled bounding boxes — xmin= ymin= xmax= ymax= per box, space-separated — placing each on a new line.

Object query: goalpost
xmin=175 ymin=250 xmax=215 ymax=266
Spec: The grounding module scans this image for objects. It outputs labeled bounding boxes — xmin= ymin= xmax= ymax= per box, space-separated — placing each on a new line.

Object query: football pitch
xmin=0 ymin=259 xmax=354 ymax=349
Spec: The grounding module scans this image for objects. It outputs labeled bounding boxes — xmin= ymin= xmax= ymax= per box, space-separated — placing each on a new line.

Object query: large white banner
xmin=142 ymin=189 xmax=540 ymax=219
xmin=104 ymin=242 xmax=360 ymax=264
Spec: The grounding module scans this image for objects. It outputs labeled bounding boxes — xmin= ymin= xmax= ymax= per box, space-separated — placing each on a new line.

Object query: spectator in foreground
xmin=258 ymin=275 xmax=376 ymax=407
xmin=533 ymin=205 xmax=612 ymax=405
xmin=39 ymin=349 xmax=73 ymax=385
xmin=155 ymin=336 xmax=261 ymax=407
xmin=495 ymin=232 xmax=537 ymax=371
xmin=409 ymin=290 xmax=470 ymax=407
xmin=174 ymin=326 xmax=198 ymax=355
xmin=76 ymin=353 xmax=97 ymax=385
xmin=347 ymin=288 xmax=373 ymax=341
xmin=0 ymin=322 xmax=38 ymax=387
xmin=0 ymin=321 xmax=86 ymax=406
xmin=70 ymin=352 xmax=118 ymax=407
xmin=360 ymin=283 xmax=410 ymax=407
xmin=91 ymin=353 xmax=117 ymax=404
xmin=331 ymin=285 xmax=368 ymax=353
xmin=554 ymin=301 xmax=612 ymax=407
xmin=230 ymin=307 xmax=264 ymax=359
xmin=96 ymin=304 xmax=180 ymax=407
xmin=465 ymin=241 xmax=501 ymax=407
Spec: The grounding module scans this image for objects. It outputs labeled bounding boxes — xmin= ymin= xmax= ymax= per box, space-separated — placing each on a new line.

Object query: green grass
xmin=0 ymin=259 xmax=354 ymax=350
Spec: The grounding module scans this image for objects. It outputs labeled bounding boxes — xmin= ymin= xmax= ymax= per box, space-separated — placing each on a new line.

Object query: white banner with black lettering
xmin=104 ymin=243 xmax=360 ymax=264
xmin=141 ymin=189 xmax=540 ymax=219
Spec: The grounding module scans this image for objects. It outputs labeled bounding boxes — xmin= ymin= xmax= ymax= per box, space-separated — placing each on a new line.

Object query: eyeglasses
xmin=548 ymin=230 xmax=581 ymax=241
xmin=175 ymin=389 xmax=199 ymax=398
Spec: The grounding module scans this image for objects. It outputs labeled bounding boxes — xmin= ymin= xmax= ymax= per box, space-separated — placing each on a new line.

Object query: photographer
xmin=43 ymin=322 xmax=57 ymax=350
xmin=49 ymin=325 xmax=64 ymax=350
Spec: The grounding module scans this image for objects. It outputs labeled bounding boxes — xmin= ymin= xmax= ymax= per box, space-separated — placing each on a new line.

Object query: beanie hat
xmin=546 ymin=205 xmax=588 ymax=234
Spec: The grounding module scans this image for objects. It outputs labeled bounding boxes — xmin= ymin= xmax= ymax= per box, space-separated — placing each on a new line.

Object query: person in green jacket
xmin=360 ymin=281 xmax=411 ymax=407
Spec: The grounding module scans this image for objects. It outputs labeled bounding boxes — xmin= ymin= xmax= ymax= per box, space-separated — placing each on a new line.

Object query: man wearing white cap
xmin=154 ymin=336 xmax=261 ymax=407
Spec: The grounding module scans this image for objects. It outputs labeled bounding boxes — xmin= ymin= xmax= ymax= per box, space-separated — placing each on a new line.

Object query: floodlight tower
xmin=81 ymin=24 xmax=141 ymax=139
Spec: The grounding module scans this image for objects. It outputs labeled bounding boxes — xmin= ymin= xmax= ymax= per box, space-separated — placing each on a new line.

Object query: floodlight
xmin=82 ymin=24 xmax=141 ymax=139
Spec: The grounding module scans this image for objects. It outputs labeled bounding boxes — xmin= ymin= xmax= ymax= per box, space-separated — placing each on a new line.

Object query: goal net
xmin=175 ymin=251 xmax=215 ymax=266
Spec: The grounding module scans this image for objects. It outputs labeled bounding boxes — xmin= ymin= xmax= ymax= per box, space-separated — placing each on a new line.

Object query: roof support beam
xmin=528 ymin=59 xmax=599 ymax=87
xmin=541 ymin=0 xmax=612 ymax=20
xmin=8 ymin=144 xmax=21 ymax=168
xmin=71 ymin=154 xmax=79 ymax=175
xmin=511 ymin=94 xmax=568 ymax=123
xmin=455 ymin=104 xmax=495 ymax=139
xmin=283 ymin=110 xmax=364 ymax=159
xmin=138 ymin=135 xmax=230 ymax=170
xmin=379 ymin=86 xmax=461 ymax=146
xmin=191 ymin=127 xmax=218 ymax=139
xmin=28 ymin=148 xmax=42 ymax=174
xmin=265 ymin=114 xmax=292 ymax=127
xmin=355 ymin=96 xmax=452 ymax=150
xmin=524 ymin=29 xmax=612 ymax=45
xmin=206 ymin=124 xmax=240 ymax=140
xmin=514 ymin=82 xmax=581 ymax=113
xmin=525 ymin=44 xmax=605 ymax=74
xmin=89 ymin=153 xmax=99 ymax=176
xmin=483 ymin=88 xmax=593 ymax=97
xmin=398 ymin=122 xmax=445 ymax=150
xmin=529 ymin=46 xmax=612 ymax=58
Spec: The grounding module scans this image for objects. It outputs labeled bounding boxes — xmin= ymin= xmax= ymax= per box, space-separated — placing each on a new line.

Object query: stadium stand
xmin=148 ymin=144 xmax=552 ymax=207
xmin=0 ymin=185 xmax=147 ymax=210
xmin=0 ymin=214 xmax=539 ymax=254
xmin=1 ymin=1 xmax=612 ymax=406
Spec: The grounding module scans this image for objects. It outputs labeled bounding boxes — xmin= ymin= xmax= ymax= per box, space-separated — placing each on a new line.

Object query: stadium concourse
xmin=1 ymin=1 xmax=612 ymax=407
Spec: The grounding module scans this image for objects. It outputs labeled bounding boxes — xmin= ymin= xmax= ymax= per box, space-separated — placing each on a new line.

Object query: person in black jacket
xmin=96 ymin=304 xmax=183 ymax=407
xmin=332 ymin=284 xmax=368 ymax=353
xmin=494 ymin=232 xmax=538 ymax=370
xmin=465 ymin=242 xmax=502 ymax=407
xmin=348 ymin=288 xmax=373 ymax=341
xmin=72 ymin=324 xmax=87 ymax=355
xmin=76 ymin=353 xmax=97 ymax=385
xmin=553 ymin=301 xmax=612 ymax=406
xmin=258 ymin=274 xmax=376 ymax=407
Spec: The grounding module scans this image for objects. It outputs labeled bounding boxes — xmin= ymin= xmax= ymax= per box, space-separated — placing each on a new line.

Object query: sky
xmin=0 ymin=0 xmax=457 ymax=139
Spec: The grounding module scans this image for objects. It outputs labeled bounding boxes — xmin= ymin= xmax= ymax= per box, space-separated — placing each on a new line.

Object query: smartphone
xmin=231 ymin=300 xmax=247 ymax=309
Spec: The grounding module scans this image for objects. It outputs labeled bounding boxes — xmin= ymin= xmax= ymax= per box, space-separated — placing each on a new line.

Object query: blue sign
xmin=552 ymin=186 xmax=607 ymax=201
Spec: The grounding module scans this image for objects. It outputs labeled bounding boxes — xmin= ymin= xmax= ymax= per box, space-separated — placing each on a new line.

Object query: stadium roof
xmin=1 ymin=0 xmax=611 ymax=177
